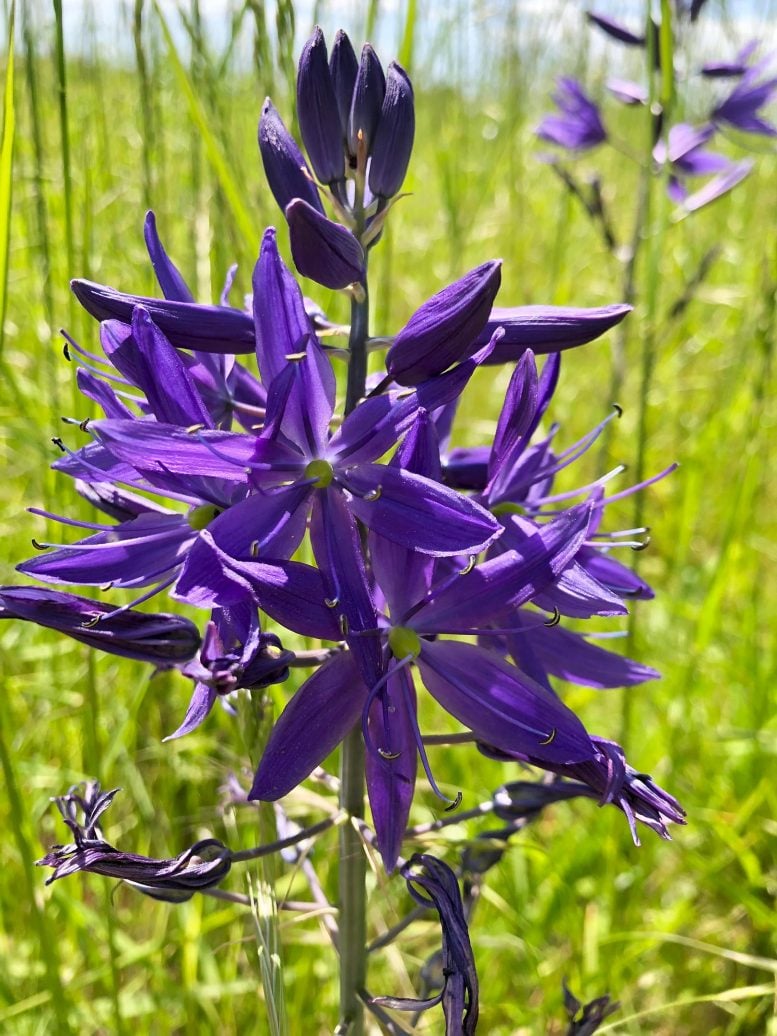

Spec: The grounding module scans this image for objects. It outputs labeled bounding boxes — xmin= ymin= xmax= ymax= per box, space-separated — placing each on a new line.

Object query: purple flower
xmin=586 ymin=12 xmax=646 ymax=47
xmin=653 ymin=123 xmax=750 ymax=208
xmin=0 ymin=585 xmax=200 ymax=665
xmin=701 ymin=40 xmax=760 ymax=79
xmin=563 ymin=981 xmax=619 ymax=1035
xmin=38 ymin=783 xmax=231 ymax=902
xmin=711 ymin=62 xmax=777 ymax=137
xmin=372 ymin=854 xmax=479 ymax=1035
xmin=167 ymin=605 xmax=293 ymax=740
xmin=537 ymin=78 xmax=607 ymax=152
xmin=480 ymin=736 xmax=686 ymax=845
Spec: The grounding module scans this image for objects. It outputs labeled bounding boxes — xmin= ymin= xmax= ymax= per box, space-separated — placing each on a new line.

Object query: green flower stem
xmin=337 ymin=284 xmax=371 ymax=1035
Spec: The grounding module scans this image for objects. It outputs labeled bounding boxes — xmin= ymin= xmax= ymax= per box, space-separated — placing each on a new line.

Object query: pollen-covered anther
xmin=62 ymin=342 xmax=71 ymax=361
xmin=31 ymin=539 xmax=49 ymax=551
xmin=81 ymin=614 xmax=102 ymax=628
xmin=284 ymin=351 xmax=307 ymax=362
xmin=543 ymin=607 xmax=561 ymax=627
xmin=388 ymin=625 xmax=422 ymax=660
xmin=186 ymin=423 xmax=206 ymax=435
xmin=612 ymin=402 xmax=623 ymax=418
xmin=378 ymin=747 xmax=401 ymax=760
xmin=459 ymin=556 xmax=476 ymax=576
xmin=539 ymin=728 xmax=557 ymax=746
xmin=363 ymin=485 xmax=382 ymax=502
xmin=99 ymin=582 xmax=114 ymax=592
xmin=339 ymin=614 xmax=350 ymax=637
xmin=250 ymin=540 xmax=260 ymax=558
xmin=304 ymin=459 xmax=335 ymax=488
xmin=444 ymin=790 xmax=463 ymax=813
xmin=631 ymin=535 xmax=652 ymax=552
xmin=324 ymin=596 xmax=339 ymax=608
xmin=51 ymin=437 xmax=66 ymax=452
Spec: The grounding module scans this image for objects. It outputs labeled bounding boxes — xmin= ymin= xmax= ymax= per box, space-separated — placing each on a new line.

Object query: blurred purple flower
xmin=653 ymin=122 xmax=750 ymax=207
xmin=711 ymin=61 xmax=777 ymax=136
xmin=537 ymin=78 xmax=607 ymax=152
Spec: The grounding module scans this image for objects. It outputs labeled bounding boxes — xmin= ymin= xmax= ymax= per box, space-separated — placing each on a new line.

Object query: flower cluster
xmin=537 ymin=10 xmax=776 ymax=214
xmin=12 ymin=24 xmax=687 ymax=1032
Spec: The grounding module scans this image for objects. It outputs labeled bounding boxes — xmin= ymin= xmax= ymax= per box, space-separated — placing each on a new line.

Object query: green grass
xmin=1 ymin=2 xmax=776 ymax=1033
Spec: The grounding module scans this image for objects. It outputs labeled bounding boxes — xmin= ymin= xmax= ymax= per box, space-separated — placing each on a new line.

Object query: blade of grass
xmin=152 ymin=0 xmax=261 ymax=255
xmin=0 ymin=0 xmax=15 ymax=360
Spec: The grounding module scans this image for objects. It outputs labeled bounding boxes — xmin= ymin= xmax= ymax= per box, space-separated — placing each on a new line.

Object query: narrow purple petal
xmin=475 ymin=303 xmax=631 ymax=362
xmin=330 ymin=30 xmax=359 ymax=140
xmin=165 ymin=682 xmax=219 ymax=740
xmin=386 ymin=261 xmax=502 ymax=386
xmin=310 ymin=490 xmax=383 ymax=687
xmin=680 ymin=161 xmax=753 ymax=212
xmin=488 ymin=350 xmax=539 ymax=486
xmin=417 ymin=639 xmax=596 ymax=764
xmin=286 ymin=199 xmax=365 ymax=289
xmin=586 ymin=12 xmax=646 ymax=46
xmin=365 ymin=670 xmax=417 ymax=872
xmin=344 ymin=464 xmax=502 ymax=557
xmin=252 ymin=227 xmax=316 ymax=385
xmin=249 ymin=651 xmax=364 ymax=800
xmin=143 ymin=210 xmax=195 ymax=302
xmin=71 ymin=279 xmax=255 ymax=354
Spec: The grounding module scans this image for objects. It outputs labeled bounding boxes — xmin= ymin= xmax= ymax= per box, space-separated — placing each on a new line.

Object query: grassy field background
xmin=1 ymin=0 xmax=775 ymax=1032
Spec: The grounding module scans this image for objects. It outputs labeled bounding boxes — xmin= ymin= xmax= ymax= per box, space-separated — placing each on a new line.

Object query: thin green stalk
xmin=52 ymin=0 xmax=75 ymax=330
xmin=0 ymin=690 xmax=72 ymax=1033
xmin=337 ymin=286 xmax=371 ymax=1035
xmin=0 ymin=1 xmax=15 ymax=361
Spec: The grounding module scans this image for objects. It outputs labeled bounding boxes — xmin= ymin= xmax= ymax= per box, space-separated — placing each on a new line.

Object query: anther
xmin=631 ymin=535 xmax=651 ymax=552
xmin=249 ymin=540 xmax=260 ymax=558
xmin=543 ymin=607 xmax=561 ymax=628
xmin=324 ymin=597 xmax=340 ymax=609
xmin=539 ymin=728 xmax=557 ymax=746
xmin=377 ymin=748 xmax=401 ymax=760
xmin=284 ymin=351 xmax=307 ymax=362
xmin=363 ymin=486 xmax=382 ymax=502
xmin=79 ymin=418 xmax=91 ymax=433
xmin=186 ymin=423 xmax=205 ymax=435
xmin=62 ymin=342 xmax=71 ymax=361
xmin=51 ymin=437 xmax=66 ymax=452
xmin=444 ymin=791 xmax=463 ymax=813
xmin=459 ymin=556 xmax=476 ymax=576
xmin=31 ymin=539 xmax=49 ymax=551
xmin=81 ymin=615 xmax=102 ymax=628
xmin=339 ymin=614 xmax=350 ymax=637
xmin=612 ymin=402 xmax=623 ymax=418
xmin=99 ymin=582 xmax=114 ymax=592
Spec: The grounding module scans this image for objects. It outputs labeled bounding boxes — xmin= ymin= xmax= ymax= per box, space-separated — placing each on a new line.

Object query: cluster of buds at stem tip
xmin=259 ymin=27 xmax=414 ymax=288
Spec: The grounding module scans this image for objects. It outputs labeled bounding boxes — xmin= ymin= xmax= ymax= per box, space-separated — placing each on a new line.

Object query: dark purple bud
xmin=586 ymin=11 xmax=646 ymax=46
xmin=329 ymin=29 xmax=359 ymax=140
xmin=0 ymin=586 xmax=200 ymax=665
xmin=37 ymin=783 xmax=231 ymax=902
xmin=492 ymin=779 xmax=598 ymax=821
xmin=71 ymin=279 xmax=256 ymax=355
xmin=369 ymin=61 xmax=415 ymax=199
xmin=386 ymin=260 xmax=502 ymax=386
xmin=297 ymin=27 xmax=345 ymax=185
xmin=258 ymin=98 xmax=325 ymax=216
xmin=286 ymin=198 xmax=365 ymax=289
xmin=348 ymin=44 xmax=386 ymax=157
xmin=563 ymin=980 xmax=620 ymax=1034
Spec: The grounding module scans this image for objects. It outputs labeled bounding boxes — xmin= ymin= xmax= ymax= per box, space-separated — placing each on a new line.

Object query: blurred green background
xmin=0 ymin=1 xmax=775 ymax=1032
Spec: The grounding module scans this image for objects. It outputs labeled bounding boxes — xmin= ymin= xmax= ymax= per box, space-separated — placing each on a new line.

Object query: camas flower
xmin=711 ymin=60 xmax=777 ymax=137
xmin=38 ymin=783 xmax=231 ymax=902
xmin=537 ymin=78 xmax=607 ymax=152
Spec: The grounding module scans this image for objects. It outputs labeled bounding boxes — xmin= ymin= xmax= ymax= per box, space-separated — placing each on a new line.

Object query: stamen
xmin=459 ymin=556 xmax=476 ymax=575
xmin=363 ymin=486 xmax=382 ymax=502
xmin=63 ymin=342 xmax=71 ymax=361
xmin=31 ymin=539 xmax=49 ymax=551
xmin=377 ymin=747 xmax=401 ymax=760
xmin=612 ymin=402 xmax=623 ymax=418
xmin=284 ymin=351 xmax=307 ymax=362
xmin=443 ymin=791 xmax=463 ymax=813
xmin=631 ymin=535 xmax=651 ymax=552
xmin=324 ymin=596 xmax=339 ymax=609
xmin=99 ymin=582 xmax=114 ymax=592
xmin=186 ymin=423 xmax=206 ymax=434
xmin=250 ymin=540 xmax=260 ymax=558
xmin=543 ymin=607 xmax=561 ymax=627
xmin=81 ymin=614 xmax=102 ymax=628
xmin=51 ymin=437 xmax=66 ymax=452
xmin=339 ymin=614 xmax=350 ymax=637
xmin=538 ymin=728 xmax=557 ymax=746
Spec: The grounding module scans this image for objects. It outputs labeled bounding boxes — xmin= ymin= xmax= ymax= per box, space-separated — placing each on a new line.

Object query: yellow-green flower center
xmin=187 ymin=504 xmax=222 ymax=530
xmin=388 ymin=626 xmax=421 ymax=659
xmin=491 ymin=501 xmax=525 ymax=517
xmin=304 ymin=459 xmax=335 ymax=488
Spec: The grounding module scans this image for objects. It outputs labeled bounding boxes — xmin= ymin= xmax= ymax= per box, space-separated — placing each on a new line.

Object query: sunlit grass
xmin=1 ymin=1 xmax=775 ymax=1032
